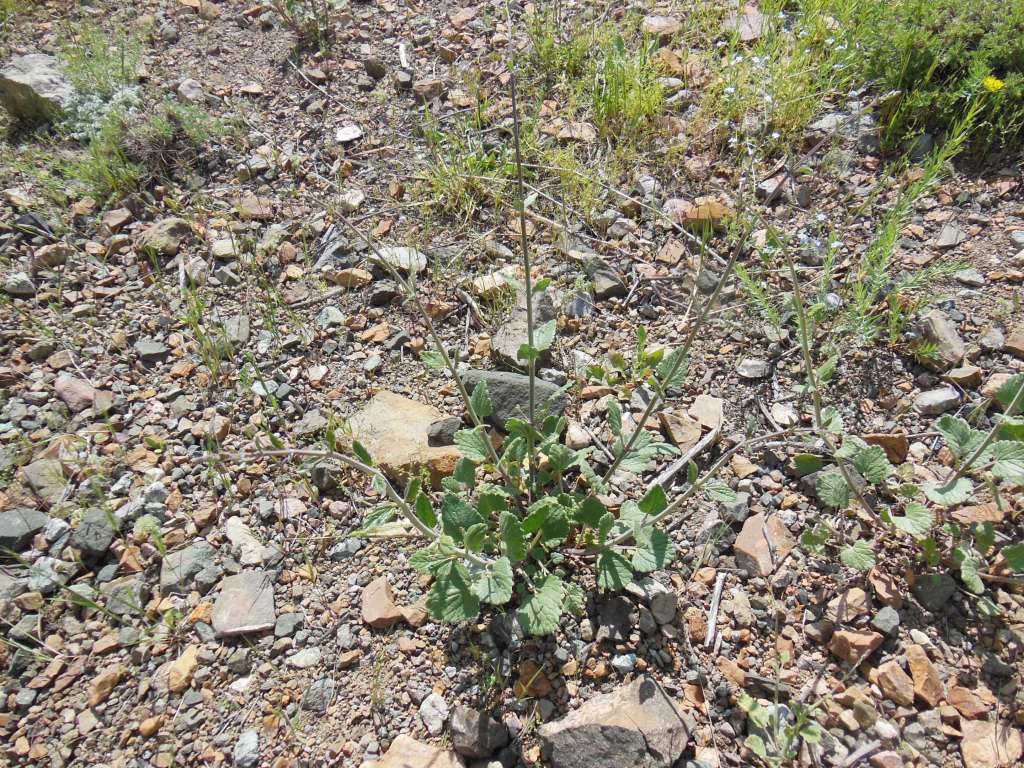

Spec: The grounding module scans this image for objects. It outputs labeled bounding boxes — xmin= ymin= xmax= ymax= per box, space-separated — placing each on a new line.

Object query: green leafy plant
xmin=252 ymin=77 xmax=742 ymax=634
xmin=270 ymin=0 xmax=337 ymax=50
xmin=741 ymin=693 xmax=824 ymax=767
xmin=789 ymin=222 xmax=1024 ymax=604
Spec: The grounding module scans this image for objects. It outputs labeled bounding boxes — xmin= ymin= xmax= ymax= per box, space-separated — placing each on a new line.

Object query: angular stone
xmin=876 ymin=660 xmax=915 ymax=706
xmin=450 ymin=705 xmax=510 ymax=758
xmin=22 ymin=459 xmax=67 ymax=505
xmin=640 ymin=15 xmax=682 ymax=41
xmin=906 ymin=644 xmax=944 ymax=707
xmin=376 ymin=246 xmax=426 ymax=274
xmin=460 ymin=370 xmax=566 ymax=428
xmin=100 ymin=575 xmax=148 ymax=616
xmin=912 ymin=572 xmax=956 ymax=612
xmin=361 ymin=576 xmax=404 ymax=629
xmin=54 ymin=375 xmax=96 ymax=412
xmin=948 ymin=685 xmax=991 ymax=719
xmin=373 ymin=735 xmax=464 ymax=768
xmin=0 ymin=508 xmax=50 ymax=552
xmin=663 ymin=196 xmax=733 ymax=232
xmin=0 ymin=54 xmax=76 ymax=123
xmin=1006 ymin=326 xmax=1024 ymax=359
xmin=914 ymin=386 xmax=960 ymax=415
xmin=733 ymin=513 xmax=794 ymax=577
xmin=826 ymin=587 xmax=871 ymax=623
xmin=70 ymin=508 xmax=116 ymax=558
xmin=160 ymin=541 xmax=217 ymax=595
xmin=168 ymin=645 xmax=198 ymax=693
xmin=212 ymin=571 xmax=276 ymax=637
xmin=659 ymin=411 xmax=701 ymax=451
xmin=827 ymin=630 xmax=882 ymax=665
xmin=491 ymin=288 xmax=556 ymax=369
xmin=736 ymin=357 xmax=770 ymax=379
xmin=348 ymin=391 xmax=463 ymax=487
xmin=919 ymin=310 xmax=964 ymax=371
xmin=136 ymin=218 xmax=191 ymax=257
xmin=960 ymin=719 xmax=1022 ymax=768
xmin=538 ymin=676 xmax=689 ymax=768
xmin=224 ymin=516 xmax=265 ymax=566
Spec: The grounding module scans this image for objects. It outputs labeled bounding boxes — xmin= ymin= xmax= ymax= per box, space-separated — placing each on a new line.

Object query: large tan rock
xmin=960 ymin=720 xmax=1022 ymax=768
xmin=369 ymin=734 xmax=464 ymax=768
xmin=348 ymin=391 xmax=462 ymax=487
xmin=538 ymin=676 xmax=689 ymax=768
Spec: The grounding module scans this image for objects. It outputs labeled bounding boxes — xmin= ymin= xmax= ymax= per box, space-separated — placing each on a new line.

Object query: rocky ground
xmin=1 ymin=2 xmax=1023 ymax=768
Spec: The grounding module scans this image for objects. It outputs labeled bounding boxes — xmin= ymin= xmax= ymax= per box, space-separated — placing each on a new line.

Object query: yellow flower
xmin=983 ymin=76 xmax=1005 ymax=93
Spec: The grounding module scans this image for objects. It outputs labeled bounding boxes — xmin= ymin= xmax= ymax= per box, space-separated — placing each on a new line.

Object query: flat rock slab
xmin=348 ymin=391 xmax=462 ymax=487
xmin=538 ymin=676 xmax=689 ymax=768
xmin=0 ymin=507 xmax=50 ymax=552
xmin=212 ymin=571 xmax=276 ymax=637
xmin=0 ymin=54 xmax=76 ymax=123
xmin=733 ymin=513 xmax=794 ymax=576
xmin=460 ymin=369 xmax=566 ymax=428
xmin=370 ymin=734 xmax=464 ymax=768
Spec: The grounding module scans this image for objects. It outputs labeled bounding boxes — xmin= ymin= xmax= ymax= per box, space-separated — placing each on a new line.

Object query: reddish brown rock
xmin=864 ymin=433 xmax=909 ymax=464
xmin=361 ymin=576 xmax=404 ymax=629
xmin=868 ymin=569 xmax=903 ymax=608
xmin=827 ymin=630 xmax=882 ymax=665
xmin=54 ymin=374 xmax=96 ymax=413
xmin=948 ymin=685 xmax=991 ymax=719
xmin=733 ymin=513 xmax=795 ymax=577
xmin=876 ymin=660 xmax=915 ymax=706
xmin=906 ymin=644 xmax=944 ymax=707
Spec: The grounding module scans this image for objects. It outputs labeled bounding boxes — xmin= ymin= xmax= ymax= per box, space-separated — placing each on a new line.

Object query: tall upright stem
xmin=510 ymin=73 xmax=537 ymax=495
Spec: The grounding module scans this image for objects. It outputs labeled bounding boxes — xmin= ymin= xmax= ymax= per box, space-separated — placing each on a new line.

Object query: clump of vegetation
xmin=69 ymin=99 xmax=224 ymax=203
xmin=257 ymin=86 xmax=741 ymax=634
xmin=851 ymin=0 xmax=1024 ymax=151
xmin=270 ymin=0 xmax=337 ymax=51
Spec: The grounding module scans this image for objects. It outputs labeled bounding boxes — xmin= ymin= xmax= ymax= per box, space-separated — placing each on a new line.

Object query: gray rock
xmin=327 ymin=538 xmax=364 ymax=561
xmin=21 ymin=459 xmax=67 ymax=505
xmin=212 ymin=570 xmax=276 ymax=637
xmin=871 ymin=606 xmax=900 ymax=636
xmin=611 ymin=653 xmax=637 ymax=674
xmin=70 ymin=508 xmax=116 ymax=558
xmin=100 ymin=574 xmax=149 ymax=615
xmin=595 ymin=595 xmax=635 ymax=643
xmin=287 ymin=647 xmax=321 ymax=668
xmin=302 ymin=678 xmax=335 ymax=713
xmin=912 ymin=573 xmax=956 ymax=612
xmin=233 ymin=729 xmax=259 ymax=768
xmin=913 ymin=387 xmax=960 ymax=415
xmin=460 ymin=370 xmax=565 ymax=428
xmin=419 ymin=692 xmax=450 ymax=736
xmin=979 ymin=326 xmax=1005 ymax=352
xmin=427 ymin=416 xmax=462 ymax=446
xmin=160 ymin=540 xmax=217 ymax=595
xmin=954 ymin=268 xmax=985 ymax=288
xmin=134 ymin=340 xmax=170 ymax=363
xmin=592 ymin=268 xmax=626 ymax=300
xmin=0 ymin=508 xmax=50 ymax=552
xmin=3 ymin=271 xmax=36 ymax=296
xmin=736 ymin=358 xmax=770 ymax=379
xmin=275 ymin=612 xmax=304 ymax=637
xmin=538 ymin=676 xmax=689 ymax=768
xmin=936 ymin=223 xmax=966 ymax=250
xmin=27 ymin=556 xmax=74 ymax=594
xmin=316 ymin=306 xmax=345 ymax=329
xmin=224 ymin=314 xmax=250 ymax=347
xmin=918 ymin=310 xmax=964 ymax=371
xmin=490 ymin=289 xmax=557 ymax=370
xmin=450 ymin=705 xmax=510 ymax=758
xmin=721 ymin=491 xmax=751 ymax=523
xmin=0 ymin=54 xmax=76 ymax=123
